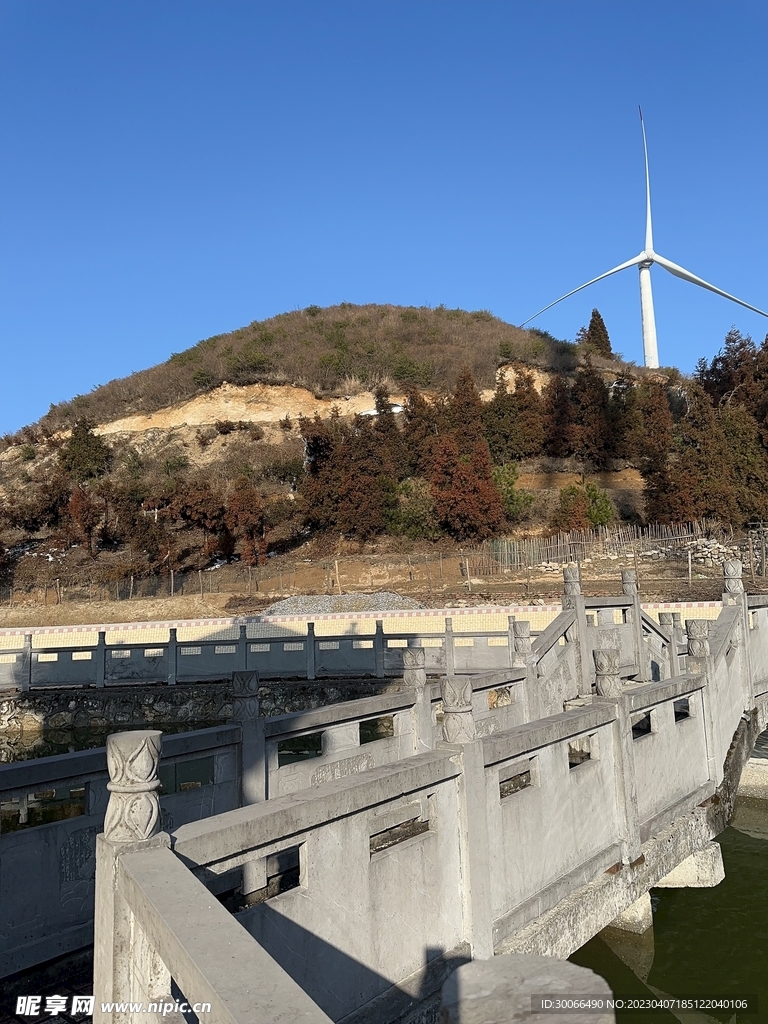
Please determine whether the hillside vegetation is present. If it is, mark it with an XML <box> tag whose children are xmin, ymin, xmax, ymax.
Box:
<box><xmin>1</xmin><ymin>304</ymin><xmax>767</xmax><ymax>598</ymax></box>
<box><xmin>25</xmin><ymin>303</ymin><xmax>622</xmax><ymax>435</ymax></box>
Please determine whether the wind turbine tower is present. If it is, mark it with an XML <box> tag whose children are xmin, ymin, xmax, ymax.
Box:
<box><xmin>520</xmin><ymin>109</ymin><xmax>768</xmax><ymax>368</ymax></box>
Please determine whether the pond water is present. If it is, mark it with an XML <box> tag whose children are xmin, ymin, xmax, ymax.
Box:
<box><xmin>1</xmin><ymin>721</ymin><xmax>222</xmax><ymax>762</ymax></box>
<box><xmin>571</xmin><ymin>794</ymin><xmax>768</xmax><ymax>1024</ymax></box>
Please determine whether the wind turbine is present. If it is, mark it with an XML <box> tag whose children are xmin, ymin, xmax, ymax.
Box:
<box><xmin>520</xmin><ymin>109</ymin><xmax>768</xmax><ymax>368</ymax></box>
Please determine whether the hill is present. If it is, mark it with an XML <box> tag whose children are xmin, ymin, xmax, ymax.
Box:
<box><xmin>3</xmin><ymin>305</ymin><xmax>767</xmax><ymax>613</ymax></box>
<box><xmin>22</xmin><ymin>303</ymin><xmax>635</xmax><ymax>436</ymax></box>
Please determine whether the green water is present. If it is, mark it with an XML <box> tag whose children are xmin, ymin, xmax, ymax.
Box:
<box><xmin>571</xmin><ymin>798</ymin><xmax>768</xmax><ymax>1024</ymax></box>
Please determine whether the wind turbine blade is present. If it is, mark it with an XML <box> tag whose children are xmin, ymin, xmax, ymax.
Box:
<box><xmin>639</xmin><ymin>107</ymin><xmax>653</xmax><ymax>252</ymax></box>
<box><xmin>519</xmin><ymin>255</ymin><xmax>644</xmax><ymax>327</ymax></box>
<box><xmin>653</xmin><ymin>253</ymin><xmax>768</xmax><ymax>318</ymax></box>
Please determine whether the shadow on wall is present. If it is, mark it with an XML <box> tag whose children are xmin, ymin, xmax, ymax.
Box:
<box><xmin>240</xmin><ymin>901</ymin><xmax>470</xmax><ymax>1023</ymax></box>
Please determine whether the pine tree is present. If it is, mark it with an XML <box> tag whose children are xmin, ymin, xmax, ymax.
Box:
<box><xmin>482</xmin><ymin>372</ymin><xmax>516</xmax><ymax>464</ymax></box>
<box><xmin>584</xmin><ymin>309</ymin><xmax>613</xmax><ymax>358</ymax></box>
<box><xmin>226</xmin><ymin>477</ymin><xmax>266</xmax><ymax>564</ymax></box>
<box><xmin>542</xmin><ymin>375</ymin><xmax>576</xmax><ymax>457</ymax></box>
<box><xmin>68</xmin><ymin>487</ymin><xmax>101</xmax><ymax>553</ymax></box>
<box><xmin>429</xmin><ymin>437</ymin><xmax>504</xmax><ymax>541</ymax></box>
<box><xmin>448</xmin><ymin>369</ymin><xmax>485</xmax><ymax>456</ymax></box>
<box><xmin>571</xmin><ymin>361</ymin><xmax>611</xmax><ymax>467</ymax></box>
<box><xmin>635</xmin><ymin>380</ymin><xmax>673</xmax><ymax>474</ymax></box>
<box><xmin>59</xmin><ymin>419</ymin><xmax>112</xmax><ymax>482</ymax></box>
<box><xmin>511</xmin><ymin>371</ymin><xmax>545</xmax><ymax>458</ymax></box>
<box><xmin>402</xmin><ymin>386</ymin><xmax>439</xmax><ymax>476</ymax></box>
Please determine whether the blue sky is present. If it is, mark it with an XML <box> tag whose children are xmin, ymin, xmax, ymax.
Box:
<box><xmin>1</xmin><ymin>1</ymin><xmax>766</xmax><ymax>433</ymax></box>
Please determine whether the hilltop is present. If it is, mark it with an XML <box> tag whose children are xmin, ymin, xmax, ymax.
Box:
<box><xmin>18</xmin><ymin>303</ymin><xmax>646</xmax><ymax>437</ymax></box>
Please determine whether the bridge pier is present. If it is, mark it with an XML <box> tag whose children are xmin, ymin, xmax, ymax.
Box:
<box><xmin>606</xmin><ymin>892</ymin><xmax>652</xmax><ymax>934</ymax></box>
<box><xmin>655</xmin><ymin>841</ymin><xmax>725</xmax><ymax>888</ymax></box>
<box><xmin>440</xmin><ymin>954</ymin><xmax>615</xmax><ymax>1023</ymax></box>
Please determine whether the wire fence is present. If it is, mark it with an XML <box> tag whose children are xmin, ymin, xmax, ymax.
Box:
<box><xmin>1</xmin><ymin>522</ymin><xmax>766</xmax><ymax>608</ymax></box>
<box><xmin>467</xmin><ymin>520</ymin><xmax>735</xmax><ymax>575</ymax></box>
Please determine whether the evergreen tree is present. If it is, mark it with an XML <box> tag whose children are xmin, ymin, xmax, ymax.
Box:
<box><xmin>429</xmin><ymin>437</ymin><xmax>504</xmax><ymax>541</ymax></box>
<box><xmin>68</xmin><ymin>486</ymin><xmax>101</xmax><ymax>554</ymax></box>
<box><xmin>672</xmin><ymin>382</ymin><xmax>740</xmax><ymax>523</ymax></box>
<box><xmin>607</xmin><ymin>373</ymin><xmax>641</xmax><ymax>460</ymax></box>
<box><xmin>542</xmin><ymin>374</ymin><xmax>576</xmax><ymax>457</ymax></box>
<box><xmin>402</xmin><ymin>386</ymin><xmax>439</xmax><ymax>476</ymax></box>
<box><xmin>482</xmin><ymin>372</ymin><xmax>516</xmax><ymax>464</ymax></box>
<box><xmin>571</xmin><ymin>361</ymin><xmax>611</xmax><ymax>466</ymax></box>
<box><xmin>585</xmin><ymin>309</ymin><xmax>613</xmax><ymax>358</ymax></box>
<box><xmin>719</xmin><ymin>404</ymin><xmax>768</xmax><ymax>522</ymax></box>
<box><xmin>635</xmin><ymin>380</ymin><xmax>673</xmax><ymax>474</ymax></box>
<box><xmin>550</xmin><ymin>481</ymin><xmax>615</xmax><ymax>531</ymax></box>
<box><xmin>226</xmin><ymin>477</ymin><xmax>266</xmax><ymax>564</ymax></box>
<box><xmin>59</xmin><ymin>419</ymin><xmax>112</xmax><ymax>482</ymax></box>
<box><xmin>448</xmin><ymin>369</ymin><xmax>485</xmax><ymax>456</ymax></box>
<box><xmin>510</xmin><ymin>370</ymin><xmax>545</xmax><ymax>457</ymax></box>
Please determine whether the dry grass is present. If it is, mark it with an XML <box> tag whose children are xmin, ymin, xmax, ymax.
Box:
<box><xmin>30</xmin><ymin>304</ymin><xmax>585</xmax><ymax>433</ymax></box>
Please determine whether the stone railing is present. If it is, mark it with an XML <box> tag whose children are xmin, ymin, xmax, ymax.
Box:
<box><xmin>0</xmin><ymin>724</ymin><xmax>241</xmax><ymax>977</ymax></box>
<box><xmin>94</xmin><ymin>623</ymin><xmax>764</xmax><ymax>1024</ymax></box>
<box><xmin>0</xmin><ymin>617</ymin><xmax>538</xmax><ymax>691</ymax></box>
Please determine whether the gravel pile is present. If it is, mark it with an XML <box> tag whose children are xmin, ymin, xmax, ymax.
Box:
<box><xmin>263</xmin><ymin>592</ymin><xmax>425</xmax><ymax>616</ymax></box>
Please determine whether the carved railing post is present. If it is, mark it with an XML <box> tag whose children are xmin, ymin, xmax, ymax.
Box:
<box><xmin>231</xmin><ymin>671</ymin><xmax>264</xmax><ymax>804</ymax></box>
<box><xmin>306</xmin><ymin>621</ymin><xmax>316</xmax><ymax>680</ymax></box>
<box><xmin>658</xmin><ymin>611</ymin><xmax>674</xmax><ymax>632</ymax></box>
<box><xmin>374</xmin><ymin>619</ymin><xmax>385</xmax><ymax>678</ymax></box>
<box><xmin>404</xmin><ymin>645</ymin><xmax>433</xmax><ymax>752</ymax></box>
<box><xmin>562</xmin><ymin>564</ymin><xmax>591</xmax><ymax>695</ymax></box>
<box><xmin>440</xmin><ymin>674</ymin><xmax>493</xmax><ymax>958</ymax></box>
<box><xmin>562</xmin><ymin>565</ymin><xmax>582</xmax><ymax>610</ymax></box>
<box><xmin>103</xmin><ymin>730</ymin><xmax>162</xmax><ymax>843</ymax></box>
<box><xmin>441</xmin><ymin>676</ymin><xmax>476</xmax><ymax>743</ymax></box>
<box><xmin>230</xmin><ymin>671</ymin><xmax>266</xmax><ymax>896</ymax></box>
<box><xmin>512</xmin><ymin>621</ymin><xmax>531</xmax><ymax>669</ymax></box>
<box><xmin>94</xmin><ymin>731</ymin><xmax>169</xmax><ymax>1021</ymax></box>
<box><xmin>686</xmin><ymin>619</ymin><xmax>710</xmax><ymax>663</ymax></box>
<box><xmin>621</xmin><ymin>567</ymin><xmax>648</xmax><ymax>681</ymax></box>
<box><xmin>593</xmin><ymin>648</ymin><xmax>622</xmax><ymax>698</ymax></box>
<box><xmin>621</xmin><ymin>569</ymin><xmax>638</xmax><ymax>596</ymax></box>
<box><xmin>658</xmin><ymin>612</ymin><xmax>680</xmax><ymax>675</ymax></box>
<box><xmin>444</xmin><ymin>617</ymin><xmax>456</xmax><ymax>676</ymax></box>
<box><xmin>722</xmin><ymin>558</ymin><xmax>744</xmax><ymax>606</ymax></box>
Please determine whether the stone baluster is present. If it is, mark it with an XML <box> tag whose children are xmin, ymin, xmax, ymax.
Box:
<box><xmin>441</xmin><ymin>676</ymin><xmax>476</xmax><ymax>743</ymax></box>
<box><xmin>94</xmin><ymin>730</ymin><xmax>170</xmax><ymax>1021</ymax></box>
<box><xmin>722</xmin><ymin>558</ymin><xmax>744</xmax><ymax>605</ymax></box>
<box><xmin>593</xmin><ymin>648</ymin><xmax>622</xmax><ymax>698</ymax></box>
<box><xmin>685</xmin><ymin>619</ymin><xmax>710</xmax><ymax>675</ymax></box>
<box><xmin>672</xmin><ymin>612</ymin><xmax>683</xmax><ymax>646</ymax></box>
<box><xmin>562</xmin><ymin>564</ymin><xmax>582</xmax><ymax>610</ymax></box>
<box><xmin>404</xmin><ymin>645</ymin><xmax>433</xmax><ymax>752</ymax></box>
<box><xmin>439</xmin><ymin>674</ymin><xmax>492</xmax><ymax>958</ymax></box>
<box><xmin>230</xmin><ymin>670</ymin><xmax>265</xmax><ymax>804</ymax></box>
<box><xmin>374</xmin><ymin>620</ymin><xmax>385</xmax><ymax>678</ymax></box>
<box><xmin>512</xmin><ymin>620</ymin><xmax>531</xmax><ymax>669</ymax></box>
<box><xmin>621</xmin><ymin>569</ymin><xmax>638</xmax><ymax>596</ymax></box>
<box><xmin>658</xmin><ymin>612</ymin><xmax>680</xmax><ymax>675</ymax></box>
<box><xmin>103</xmin><ymin>730</ymin><xmax>163</xmax><ymax>844</ymax></box>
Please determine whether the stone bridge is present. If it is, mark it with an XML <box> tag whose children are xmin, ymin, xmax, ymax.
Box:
<box><xmin>1</xmin><ymin>563</ymin><xmax>767</xmax><ymax>1022</ymax></box>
